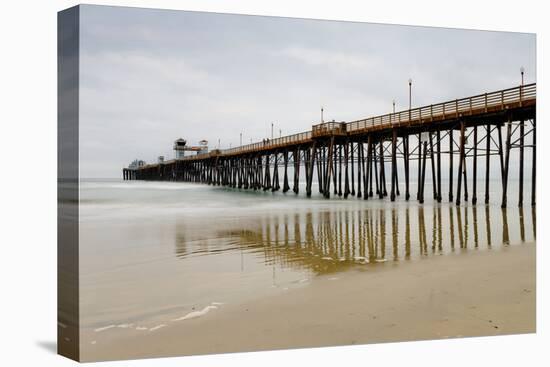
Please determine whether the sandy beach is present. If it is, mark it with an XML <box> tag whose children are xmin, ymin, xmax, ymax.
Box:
<box><xmin>84</xmin><ymin>241</ymin><xmax>535</xmax><ymax>361</ymax></box>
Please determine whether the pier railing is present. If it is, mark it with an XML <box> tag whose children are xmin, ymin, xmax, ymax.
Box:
<box><xmin>347</xmin><ymin>83</ymin><xmax>536</xmax><ymax>133</ymax></box>
<box><xmin>221</xmin><ymin>131</ymin><xmax>312</xmax><ymax>156</ymax></box>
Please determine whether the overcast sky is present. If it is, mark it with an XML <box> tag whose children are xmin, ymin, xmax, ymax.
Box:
<box><xmin>79</xmin><ymin>5</ymin><xmax>536</xmax><ymax>178</ymax></box>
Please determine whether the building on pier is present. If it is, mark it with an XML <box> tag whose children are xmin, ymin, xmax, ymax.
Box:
<box><xmin>128</xmin><ymin>159</ymin><xmax>145</xmax><ymax>170</ymax></box>
<box><xmin>174</xmin><ymin>138</ymin><xmax>208</xmax><ymax>159</ymax></box>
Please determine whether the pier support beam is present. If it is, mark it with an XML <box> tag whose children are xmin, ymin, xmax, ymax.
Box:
<box><xmin>429</xmin><ymin>132</ymin><xmax>436</xmax><ymax>200</ymax></box>
<box><xmin>373</xmin><ymin>141</ymin><xmax>379</xmax><ymax>197</ymax></box>
<box><xmin>519</xmin><ymin>119</ymin><xmax>524</xmax><ymax>207</ymax></box>
<box><xmin>419</xmin><ymin>140</ymin><xmax>428</xmax><ymax>204</ymax></box>
<box><xmin>264</xmin><ymin>154</ymin><xmax>271</xmax><ymax>191</ymax></box>
<box><xmin>293</xmin><ymin>148</ymin><xmax>300</xmax><ymax>194</ymax></box>
<box><xmin>351</xmin><ymin>142</ymin><xmax>355</xmax><ymax>196</ymax></box>
<box><xmin>485</xmin><ymin>124</ymin><xmax>491</xmax><ymax>204</ymax></box>
<box><xmin>501</xmin><ymin>117</ymin><xmax>512</xmax><ymax>208</ymax></box>
<box><xmin>333</xmin><ymin>145</ymin><xmax>338</xmax><ymax>196</ymax></box>
<box><xmin>283</xmin><ymin>151</ymin><xmax>290</xmax><ymax>192</ymax></box>
<box><xmin>324</xmin><ymin>138</ymin><xmax>335</xmax><ymax>198</ymax></box>
<box><xmin>449</xmin><ymin>129</ymin><xmax>454</xmax><ymax>202</ymax></box>
<box><xmin>306</xmin><ymin>143</ymin><xmax>317</xmax><ymax>197</ymax></box>
<box><xmin>498</xmin><ymin>125</ymin><xmax>504</xmax><ymax>185</ymax></box>
<box><xmin>316</xmin><ymin>146</ymin><xmax>323</xmax><ymax>194</ymax></box>
<box><xmin>390</xmin><ymin>130</ymin><xmax>397</xmax><ymax>201</ymax></box>
<box><xmin>369</xmin><ymin>140</ymin><xmax>375</xmax><ymax>199</ymax></box>
<box><xmin>379</xmin><ymin>138</ymin><xmax>386</xmax><ymax>199</ymax></box>
<box><xmin>456</xmin><ymin>121</ymin><xmax>465</xmax><ymax>205</ymax></box>
<box><xmin>338</xmin><ymin>144</ymin><xmax>343</xmax><ymax>197</ymax></box>
<box><xmin>357</xmin><ymin>141</ymin><xmax>362</xmax><ymax>198</ymax></box>
<box><xmin>436</xmin><ymin>130</ymin><xmax>442</xmax><ymax>202</ymax></box>
<box><xmin>531</xmin><ymin>117</ymin><xmax>537</xmax><ymax>206</ymax></box>
<box><xmin>365</xmin><ymin>137</ymin><xmax>372</xmax><ymax>200</ymax></box>
<box><xmin>344</xmin><ymin>140</ymin><xmax>350</xmax><ymax>198</ymax></box>
<box><xmin>404</xmin><ymin>135</ymin><xmax>410</xmax><ymax>200</ymax></box>
<box><xmin>417</xmin><ymin>133</ymin><xmax>422</xmax><ymax>200</ymax></box>
<box><xmin>272</xmin><ymin>153</ymin><xmax>280</xmax><ymax>192</ymax></box>
<box><xmin>382</xmin><ymin>139</ymin><xmax>387</xmax><ymax>197</ymax></box>
<box><xmin>472</xmin><ymin>125</ymin><xmax>478</xmax><ymax>204</ymax></box>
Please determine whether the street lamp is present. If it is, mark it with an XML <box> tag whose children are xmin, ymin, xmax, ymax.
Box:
<box><xmin>321</xmin><ymin>107</ymin><xmax>324</xmax><ymax>123</ymax></box>
<box><xmin>408</xmin><ymin>78</ymin><xmax>412</xmax><ymax>110</ymax></box>
<box><xmin>279</xmin><ymin>129</ymin><xmax>282</xmax><ymax>138</ymax></box>
<box><xmin>520</xmin><ymin>66</ymin><xmax>525</xmax><ymax>85</ymax></box>
<box><xmin>240</xmin><ymin>132</ymin><xmax>242</xmax><ymax>146</ymax></box>
<box><xmin>392</xmin><ymin>99</ymin><xmax>396</xmax><ymax>113</ymax></box>
<box><xmin>271</xmin><ymin>122</ymin><xmax>274</xmax><ymax>140</ymax></box>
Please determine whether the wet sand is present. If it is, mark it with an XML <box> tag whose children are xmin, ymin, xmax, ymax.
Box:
<box><xmin>86</xmin><ymin>242</ymin><xmax>535</xmax><ymax>361</ymax></box>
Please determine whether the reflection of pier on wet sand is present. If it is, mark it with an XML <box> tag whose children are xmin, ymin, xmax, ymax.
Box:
<box><xmin>96</xmin><ymin>220</ymin><xmax>535</xmax><ymax>361</ymax></box>
<box><xmin>175</xmin><ymin>204</ymin><xmax>535</xmax><ymax>275</ymax></box>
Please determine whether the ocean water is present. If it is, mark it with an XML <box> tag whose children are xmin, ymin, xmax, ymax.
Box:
<box><xmin>78</xmin><ymin>178</ymin><xmax>535</xmax><ymax>347</ymax></box>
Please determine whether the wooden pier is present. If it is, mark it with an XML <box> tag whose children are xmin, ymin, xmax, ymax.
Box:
<box><xmin>123</xmin><ymin>83</ymin><xmax>536</xmax><ymax>207</ymax></box>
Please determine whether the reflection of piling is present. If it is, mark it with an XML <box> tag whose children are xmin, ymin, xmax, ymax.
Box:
<box><xmin>532</xmin><ymin>206</ymin><xmax>536</xmax><ymax>240</ymax></box>
<box><xmin>431</xmin><ymin>206</ymin><xmax>437</xmax><ymax>252</ymax></box>
<box><xmin>464</xmin><ymin>205</ymin><xmax>469</xmax><ymax>248</ymax></box>
<box><xmin>485</xmin><ymin>205</ymin><xmax>492</xmax><ymax>247</ymax></box>
<box><xmin>473</xmin><ymin>206</ymin><xmax>479</xmax><ymax>248</ymax></box>
<box><xmin>456</xmin><ymin>206</ymin><xmax>464</xmax><ymax>248</ymax></box>
<box><xmin>449</xmin><ymin>206</ymin><xmax>455</xmax><ymax>250</ymax></box>
<box><xmin>437</xmin><ymin>206</ymin><xmax>443</xmax><ymax>251</ymax></box>
<box><xmin>191</xmin><ymin>202</ymin><xmax>536</xmax><ymax>276</ymax></box>
<box><xmin>380</xmin><ymin>209</ymin><xmax>386</xmax><ymax>259</ymax></box>
<box><xmin>392</xmin><ymin>209</ymin><xmax>398</xmax><ymax>260</ymax></box>
<box><xmin>405</xmin><ymin>207</ymin><xmax>411</xmax><ymax>259</ymax></box>
<box><xmin>502</xmin><ymin>208</ymin><xmax>510</xmax><ymax>245</ymax></box>
<box><xmin>418</xmin><ymin>207</ymin><xmax>427</xmax><ymax>255</ymax></box>
<box><xmin>519</xmin><ymin>207</ymin><xmax>525</xmax><ymax>243</ymax></box>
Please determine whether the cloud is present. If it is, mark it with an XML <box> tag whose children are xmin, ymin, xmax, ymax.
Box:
<box><xmin>76</xmin><ymin>5</ymin><xmax>536</xmax><ymax>178</ymax></box>
<box><xmin>277</xmin><ymin>46</ymin><xmax>379</xmax><ymax>71</ymax></box>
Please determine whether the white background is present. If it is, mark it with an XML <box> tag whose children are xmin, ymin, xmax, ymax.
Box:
<box><xmin>0</xmin><ymin>0</ymin><xmax>547</xmax><ymax>366</ymax></box>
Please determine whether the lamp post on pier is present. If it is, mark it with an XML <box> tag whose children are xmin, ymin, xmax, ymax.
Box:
<box><xmin>408</xmin><ymin>78</ymin><xmax>412</xmax><ymax>110</ymax></box>
<box><xmin>520</xmin><ymin>66</ymin><xmax>525</xmax><ymax>85</ymax></box>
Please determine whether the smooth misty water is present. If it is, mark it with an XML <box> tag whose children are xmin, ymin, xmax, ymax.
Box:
<box><xmin>78</xmin><ymin>179</ymin><xmax>535</xmax><ymax>347</ymax></box>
